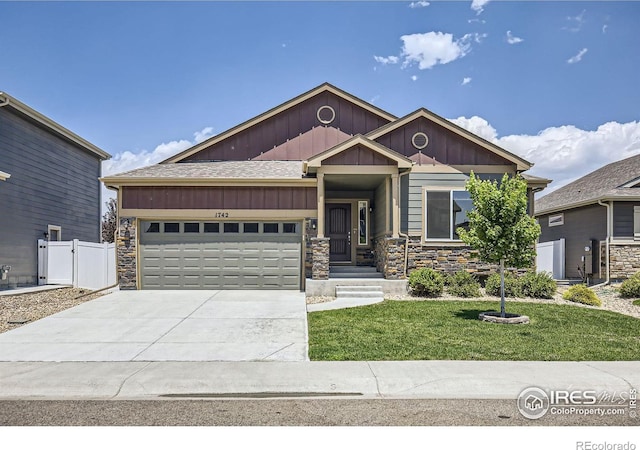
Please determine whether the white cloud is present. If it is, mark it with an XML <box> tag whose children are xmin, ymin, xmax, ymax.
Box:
<box><xmin>567</xmin><ymin>48</ymin><xmax>588</xmax><ymax>64</ymax></box>
<box><xmin>409</xmin><ymin>1</ymin><xmax>429</xmax><ymax>8</ymax></box>
<box><xmin>399</xmin><ymin>32</ymin><xmax>481</xmax><ymax>70</ymax></box>
<box><xmin>461</xmin><ymin>77</ymin><xmax>472</xmax><ymax>85</ymax></box>
<box><xmin>411</xmin><ymin>75</ymin><xmax>418</xmax><ymax>81</ymax></box>
<box><xmin>100</xmin><ymin>126</ymin><xmax>214</xmax><ymax>211</ymax></box>
<box><xmin>602</xmin><ymin>24</ymin><xmax>608</xmax><ymax>34</ymax></box>
<box><xmin>564</xmin><ymin>9</ymin><xmax>586</xmax><ymax>32</ymax></box>
<box><xmin>450</xmin><ymin>116</ymin><xmax>497</xmax><ymax>141</ymax></box>
<box><xmin>506</xmin><ymin>30</ymin><xmax>524</xmax><ymax>44</ymax></box>
<box><xmin>451</xmin><ymin>116</ymin><xmax>640</xmax><ymax>193</ymax></box>
<box><xmin>373</xmin><ymin>55</ymin><xmax>400</xmax><ymax>65</ymax></box>
<box><xmin>471</xmin><ymin>0</ymin><xmax>490</xmax><ymax>15</ymax></box>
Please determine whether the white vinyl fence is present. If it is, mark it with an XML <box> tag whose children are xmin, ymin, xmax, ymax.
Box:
<box><xmin>536</xmin><ymin>238</ymin><xmax>565</xmax><ymax>280</ymax></box>
<box><xmin>38</xmin><ymin>239</ymin><xmax>116</xmax><ymax>290</ymax></box>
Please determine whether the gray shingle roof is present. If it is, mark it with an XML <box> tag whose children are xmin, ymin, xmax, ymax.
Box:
<box><xmin>105</xmin><ymin>160</ymin><xmax>304</xmax><ymax>180</ymax></box>
<box><xmin>535</xmin><ymin>154</ymin><xmax>640</xmax><ymax>215</ymax></box>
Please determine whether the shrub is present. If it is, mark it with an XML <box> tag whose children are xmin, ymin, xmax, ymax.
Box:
<box><xmin>446</xmin><ymin>270</ymin><xmax>481</xmax><ymax>298</ymax></box>
<box><xmin>519</xmin><ymin>271</ymin><xmax>557</xmax><ymax>299</ymax></box>
<box><xmin>619</xmin><ymin>273</ymin><xmax>640</xmax><ymax>299</ymax></box>
<box><xmin>485</xmin><ymin>272</ymin><xmax>522</xmax><ymax>297</ymax></box>
<box><xmin>633</xmin><ymin>300</ymin><xmax>640</xmax><ymax>307</ymax></box>
<box><xmin>562</xmin><ymin>284</ymin><xmax>602</xmax><ymax>307</ymax></box>
<box><xmin>408</xmin><ymin>268</ymin><xmax>444</xmax><ymax>297</ymax></box>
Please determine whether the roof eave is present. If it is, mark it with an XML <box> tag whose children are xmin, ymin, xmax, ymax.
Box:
<box><xmin>0</xmin><ymin>92</ymin><xmax>111</xmax><ymax>161</ymax></box>
<box><xmin>100</xmin><ymin>177</ymin><xmax>316</xmax><ymax>187</ymax></box>
<box><xmin>534</xmin><ymin>195</ymin><xmax>640</xmax><ymax>216</ymax></box>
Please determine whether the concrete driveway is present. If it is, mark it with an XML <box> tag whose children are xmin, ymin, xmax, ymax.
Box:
<box><xmin>0</xmin><ymin>290</ymin><xmax>308</xmax><ymax>362</ymax></box>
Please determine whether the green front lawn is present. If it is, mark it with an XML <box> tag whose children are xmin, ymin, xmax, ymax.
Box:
<box><xmin>308</xmin><ymin>301</ymin><xmax>640</xmax><ymax>361</ymax></box>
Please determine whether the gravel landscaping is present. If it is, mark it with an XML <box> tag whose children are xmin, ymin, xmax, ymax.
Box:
<box><xmin>307</xmin><ymin>283</ymin><xmax>640</xmax><ymax>319</ymax></box>
<box><xmin>0</xmin><ymin>287</ymin><xmax>105</xmax><ymax>334</ymax></box>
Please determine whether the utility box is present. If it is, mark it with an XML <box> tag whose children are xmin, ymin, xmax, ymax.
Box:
<box><xmin>1</xmin><ymin>265</ymin><xmax>11</xmax><ymax>280</ymax></box>
<box><xmin>583</xmin><ymin>240</ymin><xmax>596</xmax><ymax>275</ymax></box>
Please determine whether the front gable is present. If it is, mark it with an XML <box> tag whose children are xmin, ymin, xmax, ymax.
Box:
<box><xmin>306</xmin><ymin>135</ymin><xmax>413</xmax><ymax>169</ymax></box>
<box><xmin>367</xmin><ymin>109</ymin><xmax>531</xmax><ymax>171</ymax></box>
<box><xmin>164</xmin><ymin>83</ymin><xmax>396</xmax><ymax>163</ymax></box>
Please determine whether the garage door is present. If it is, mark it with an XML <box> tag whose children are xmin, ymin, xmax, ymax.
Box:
<box><xmin>139</xmin><ymin>221</ymin><xmax>302</xmax><ymax>290</ymax></box>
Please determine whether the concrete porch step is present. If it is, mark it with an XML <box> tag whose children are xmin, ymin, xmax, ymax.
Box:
<box><xmin>336</xmin><ymin>285</ymin><xmax>384</xmax><ymax>299</ymax></box>
<box><xmin>330</xmin><ymin>272</ymin><xmax>384</xmax><ymax>279</ymax></box>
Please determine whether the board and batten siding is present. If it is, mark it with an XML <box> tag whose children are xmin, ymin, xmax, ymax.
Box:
<box><xmin>403</xmin><ymin>173</ymin><xmax>469</xmax><ymax>235</ymax></box>
<box><xmin>0</xmin><ymin>107</ymin><xmax>102</xmax><ymax>286</ymax></box>
<box><xmin>538</xmin><ymin>204</ymin><xmax>607</xmax><ymax>279</ymax></box>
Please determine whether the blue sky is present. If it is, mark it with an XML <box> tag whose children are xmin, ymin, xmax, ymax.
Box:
<box><xmin>1</xmin><ymin>1</ymin><xmax>639</xmax><ymax>209</ymax></box>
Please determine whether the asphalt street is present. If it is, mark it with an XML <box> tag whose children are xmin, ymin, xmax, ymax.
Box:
<box><xmin>0</xmin><ymin>399</ymin><xmax>636</xmax><ymax>426</ymax></box>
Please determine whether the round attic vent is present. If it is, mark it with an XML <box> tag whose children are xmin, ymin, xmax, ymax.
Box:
<box><xmin>317</xmin><ymin>105</ymin><xmax>336</xmax><ymax>124</ymax></box>
<box><xmin>412</xmin><ymin>132</ymin><xmax>429</xmax><ymax>150</ymax></box>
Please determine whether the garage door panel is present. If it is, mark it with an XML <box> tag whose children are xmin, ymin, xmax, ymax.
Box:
<box><xmin>140</xmin><ymin>221</ymin><xmax>301</xmax><ymax>290</ymax></box>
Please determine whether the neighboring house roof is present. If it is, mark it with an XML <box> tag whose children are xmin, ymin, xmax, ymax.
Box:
<box><xmin>366</xmin><ymin>108</ymin><xmax>532</xmax><ymax>171</ymax></box>
<box><xmin>0</xmin><ymin>170</ymin><xmax>10</xmax><ymax>181</ymax></box>
<box><xmin>163</xmin><ymin>83</ymin><xmax>397</xmax><ymax>164</ymax></box>
<box><xmin>252</xmin><ymin>126</ymin><xmax>352</xmax><ymax>161</ymax></box>
<box><xmin>535</xmin><ymin>154</ymin><xmax>640</xmax><ymax>215</ymax></box>
<box><xmin>101</xmin><ymin>161</ymin><xmax>308</xmax><ymax>186</ymax></box>
<box><xmin>0</xmin><ymin>92</ymin><xmax>111</xmax><ymax>160</ymax></box>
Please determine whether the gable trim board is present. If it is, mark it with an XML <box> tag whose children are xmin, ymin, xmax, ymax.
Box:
<box><xmin>306</xmin><ymin>134</ymin><xmax>413</xmax><ymax>169</ymax></box>
<box><xmin>0</xmin><ymin>92</ymin><xmax>110</xmax><ymax>161</ymax></box>
<box><xmin>163</xmin><ymin>83</ymin><xmax>397</xmax><ymax>164</ymax></box>
<box><xmin>366</xmin><ymin>108</ymin><xmax>532</xmax><ymax>172</ymax></box>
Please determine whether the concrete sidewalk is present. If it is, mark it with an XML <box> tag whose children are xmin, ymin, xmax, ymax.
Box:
<box><xmin>1</xmin><ymin>360</ymin><xmax>637</xmax><ymax>400</ymax></box>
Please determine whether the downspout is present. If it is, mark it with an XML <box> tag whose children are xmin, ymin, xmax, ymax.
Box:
<box><xmin>398</xmin><ymin>170</ymin><xmax>412</xmax><ymax>277</ymax></box>
<box><xmin>591</xmin><ymin>200</ymin><xmax>611</xmax><ymax>288</ymax></box>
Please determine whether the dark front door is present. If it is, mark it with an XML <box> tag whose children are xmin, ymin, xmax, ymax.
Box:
<box><xmin>326</xmin><ymin>203</ymin><xmax>351</xmax><ymax>262</ymax></box>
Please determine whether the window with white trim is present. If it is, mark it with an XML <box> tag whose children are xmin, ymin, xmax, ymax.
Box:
<box><xmin>548</xmin><ymin>214</ymin><xmax>564</xmax><ymax>227</ymax></box>
<box><xmin>47</xmin><ymin>225</ymin><xmax>62</xmax><ymax>241</ymax></box>
<box><xmin>424</xmin><ymin>190</ymin><xmax>473</xmax><ymax>240</ymax></box>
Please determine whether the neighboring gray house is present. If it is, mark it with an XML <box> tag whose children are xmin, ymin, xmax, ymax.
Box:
<box><xmin>0</xmin><ymin>92</ymin><xmax>111</xmax><ymax>288</ymax></box>
<box><xmin>535</xmin><ymin>154</ymin><xmax>640</xmax><ymax>282</ymax></box>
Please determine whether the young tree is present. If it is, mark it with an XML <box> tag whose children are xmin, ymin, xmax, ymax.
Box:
<box><xmin>101</xmin><ymin>198</ymin><xmax>118</xmax><ymax>243</ymax></box>
<box><xmin>457</xmin><ymin>172</ymin><xmax>540</xmax><ymax>317</ymax></box>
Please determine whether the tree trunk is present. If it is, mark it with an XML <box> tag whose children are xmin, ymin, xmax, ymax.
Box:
<box><xmin>500</xmin><ymin>258</ymin><xmax>506</xmax><ymax>318</ymax></box>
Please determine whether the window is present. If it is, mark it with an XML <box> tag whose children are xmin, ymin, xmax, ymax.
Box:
<box><xmin>263</xmin><ymin>223</ymin><xmax>279</xmax><ymax>233</ymax></box>
<box><xmin>144</xmin><ymin>222</ymin><xmax>160</xmax><ymax>233</ymax></box>
<box><xmin>548</xmin><ymin>214</ymin><xmax>564</xmax><ymax>227</ymax></box>
<box><xmin>224</xmin><ymin>223</ymin><xmax>239</xmax><ymax>233</ymax></box>
<box><xmin>424</xmin><ymin>190</ymin><xmax>473</xmax><ymax>240</ymax></box>
<box><xmin>358</xmin><ymin>201</ymin><xmax>368</xmax><ymax>245</ymax></box>
<box><xmin>243</xmin><ymin>223</ymin><xmax>259</xmax><ymax>233</ymax></box>
<box><xmin>204</xmin><ymin>223</ymin><xmax>219</xmax><ymax>233</ymax></box>
<box><xmin>164</xmin><ymin>223</ymin><xmax>179</xmax><ymax>233</ymax></box>
<box><xmin>184</xmin><ymin>222</ymin><xmax>200</xmax><ymax>233</ymax></box>
<box><xmin>283</xmin><ymin>223</ymin><xmax>297</xmax><ymax>234</ymax></box>
<box><xmin>47</xmin><ymin>225</ymin><xmax>62</xmax><ymax>241</ymax></box>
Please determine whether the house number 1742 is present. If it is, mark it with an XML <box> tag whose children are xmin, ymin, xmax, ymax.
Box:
<box><xmin>215</xmin><ymin>212</ymin><xmax>229</xmax><ymax>218</ymax></box>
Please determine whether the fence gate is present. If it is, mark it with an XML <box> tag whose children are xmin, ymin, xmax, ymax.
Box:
<box><xmin>38</xmin><ymin>239</ymin><xmax>116</xmax><ymax>290</ymax></box>
<box><xmin>536</xmin><ymin>238</ymin><xmax>565</xmax><ymax>280</ymax></box>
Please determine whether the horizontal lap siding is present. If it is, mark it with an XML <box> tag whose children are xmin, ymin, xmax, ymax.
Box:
<box><xmin>0</xmin><ymin>107</ymin><xmax>102</xmax><ymax>282</ymax></box>
<box><xmin>184</xmin><ymin>92</ymin><xmax>390</xmax><ymax>162</ymax></box>
<box><xmin>613</xmin><ymin>202</ymin><xmax>639</xmax><ymax>238</ymax></box>
<box><xmin>406</xmin><ymin>173</ymin><xmax>469</xmax><ymax>235</ymax></box>
<box><xmin>538</xmin><ymin>205</ymin><xmax>607</xmax><ymax>279</ymax></box>
<box><xmin>122</xmin><ymin>186</ymin><xmax>317</xmax><ymax>210</ymax></box>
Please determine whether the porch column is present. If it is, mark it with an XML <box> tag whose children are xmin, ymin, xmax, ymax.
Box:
<box><xmin>317</xmin><ymin>172</ymin><xmax>325</xmax><ymax>238</ymax></box>
<box><xmin>391</xmin><ymin>173</ymin><xmax>399</xmax><ymax>238</ymax></box>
